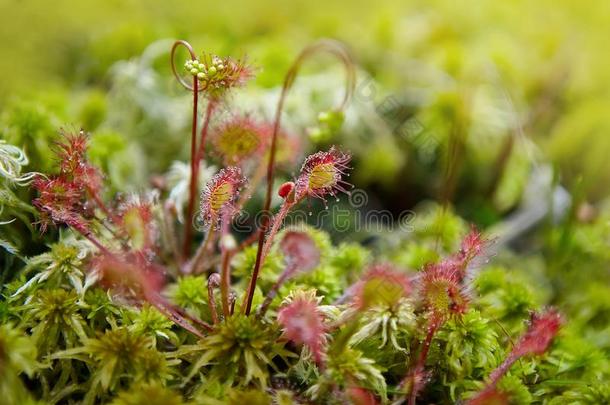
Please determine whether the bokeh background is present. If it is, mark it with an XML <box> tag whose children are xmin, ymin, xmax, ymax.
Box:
<box><xmin>2</xmin><ymin>0</ymin><xmax>610</xmax><ymax>242</ymax></box>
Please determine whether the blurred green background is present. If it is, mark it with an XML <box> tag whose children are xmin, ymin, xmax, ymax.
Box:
<box><xmin>1</xmin><ymin>0</ymin><xmax>610</xmax><ymax>213</ymax></box>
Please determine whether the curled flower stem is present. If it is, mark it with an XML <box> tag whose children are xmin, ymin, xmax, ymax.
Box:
<box><xmin>171</xmin><ymin>40</ymin><xmax>206</xmax><ymax>258</ymax></box>
<box><xmin>243</xmin><ymin>39</ymin><xmax>355</xmax><ymax>315</ymax></box>
<box><xmin>183</xmin><ymin>77</ymin><xmax>199</xmax><ymax>257</ymax></box>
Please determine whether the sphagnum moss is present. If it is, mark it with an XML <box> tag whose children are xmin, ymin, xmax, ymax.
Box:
<box><xmin>0</xmin><ymin>38</ymin><xmax>605</xmax><ymax>405</ymax></box>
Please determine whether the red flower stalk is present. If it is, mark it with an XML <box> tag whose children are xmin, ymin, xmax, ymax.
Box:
<box><xmin>243</xmin><ymin>40</ymin><xmax>355</xmax><ymax>315</ymax></box>
<box><xmin>277</xmin><ymin>290</ymin><xmax>327</xmax><ymax>365</ymax></box>
<box><xmin>200</xmin><ymin>166</ymin><xmax>247</xmax><ymax>229</ymax></box>
<box><xmin>351</xmin><ymin>264</ymin><xmax>412</xmax><ymax>310</ymax></box>
<box><xmin>468</xmin><ymin>309</ymin><xmax>563</xmax><ymax>404</ymax></box>
<box><xmin>295</xmin><ymin>147</ymin><xmax>352</xmax><ymax>202</ymax></box>
<box><xmin>173</xmin><ymin>42</ymin><xmax>252</xmax><ymax>256</ymax></box>
<box><xmin>211</xmin><ymin>115</ymin><xmax>270</xmax><ymax>165</ymax></box>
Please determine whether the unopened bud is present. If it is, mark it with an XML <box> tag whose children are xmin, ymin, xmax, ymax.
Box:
<box><xmin>278</xmin><ymin>181</ymin><xmax>295</xmax><ymax>200</ymax></box>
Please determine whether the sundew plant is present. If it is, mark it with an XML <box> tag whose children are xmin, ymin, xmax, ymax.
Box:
<box><xmin>0</xmin><ymin>36</ymin><xmax>608</xmax><ymax>405</ymax></box>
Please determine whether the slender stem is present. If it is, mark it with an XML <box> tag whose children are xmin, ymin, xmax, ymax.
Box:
<box><xmin>486</xmin><ymin>133</ymin><xmax>515</xmax><ymax>198</ymax></box>
<box><xmin>89</xmin><ymin>189</ymin><xmax>121</xmax><ymax>226</ymax></box>
<box><xmin>440</xmin><ymin>92</ymin><xmax>470</xmax><ymax>205</ymax></box>
<box><xmin>190</xmin><ymin>226</ymin><xmax>215</xmax><ymax>274</ymax></box>
<box><xmin>261</xmin><ymin>200</ymin><xmax>293</xmax><ymax>261</ymax></box>
<box><xmin>207</xmin><ymin>274</ymin><xmax>220</xmax><ymax>325</ymax></box>
<box><xmin>242</xmin><ymin>90</ymin><xmax>287</xmax><ymax>315</ymax></box>
<box><xmin>256</xmin><ymin>269</ymin><xmax>291</xmax><ymax>318</ymax></box>
<box><xmin>488</xmin><ymin>353</ymin><xmax>518</xmax><ymax>387</ymax></box>
<box><xmin>196</xmin><ymin>101</ymin><xmax>216</xmax><ymax>164</ymax></box>
<box><xmin>242</xmin><ymin>40</ymin><xmax>355</xmax><ymax>315</ymax></box>
<box><xmin>163</xmin><ymin>202</ymin><xmax>183</xmax><ymax>266</ymax></box>
<box><xmin>183</xmin><ymin>77</ymin><xmax>200</xmax><ymax>257</ymax></box>
<box><xmin>229</xmin><ymin>292</ymin><xmax>236</xmax><ymax>315</ymax></box>
<box><xmin>220</xmin><ymin>249</ymin><xmax>232</xmax><ymax>317</ymax></box>
<box><xmin>408</xmin><ymin>316</ymin><xmax>442</xmax><ymax>405</ymax></box>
